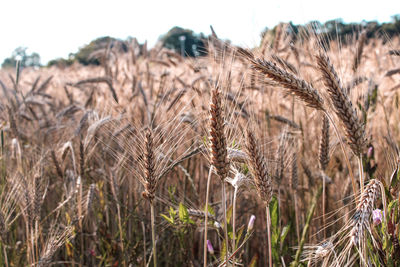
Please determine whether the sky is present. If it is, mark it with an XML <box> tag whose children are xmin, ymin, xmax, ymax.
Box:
<box><xmin>0</xmin><ymin>0</ymin><xmax>399</xmax><ymax>64</ymax></box>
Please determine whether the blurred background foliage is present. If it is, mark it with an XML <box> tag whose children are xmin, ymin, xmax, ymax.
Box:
<box><xmin>2</xmin><ymin>15</ymin><xmax>400</xmax><ymax>69</ymax></box>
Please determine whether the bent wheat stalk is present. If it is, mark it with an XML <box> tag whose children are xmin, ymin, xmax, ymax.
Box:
<box><xmin>316</xmin><ymin>53</ymin><xmax>366</xmax><ymax>193</ymax></box>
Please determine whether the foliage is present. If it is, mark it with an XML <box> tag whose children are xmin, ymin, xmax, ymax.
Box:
<box><xmin>1</xmin><ymin>21</ymin><xmax>400</xmax><ymax>267</ymax></box>
<box><xmin>47</xmin><ymin>57</ymin><xmax>75</xmax><ymax>68</ymax></box>
<box><xmin>160</xmin><ymin>26</ymin><xmax>207</xmax><ymax>57</ymax></box>
<box><xmin>1</xmin><ymin>47</ymin><xmax>41</xmax><ymax>68</ymax></box>
<box><xmin>262</xmin><ymin>14</ymin><xmax>400</xmax><ymax>47</ymax></box>
<box><xmin>73</xmin><ymin>36</ymin><xmax>128</xmax><ymax>65</ymax></box>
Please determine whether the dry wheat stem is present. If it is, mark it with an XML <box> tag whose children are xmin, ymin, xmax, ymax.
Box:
<box><xmin>292</xmin><ymin>150</ymin><xmax>300</xmax><ymax>242</ymax></box>
<box><xmin>324</xmin><ymin>112</ymin><xmax>358</xmax><ymax>198</ymax></box>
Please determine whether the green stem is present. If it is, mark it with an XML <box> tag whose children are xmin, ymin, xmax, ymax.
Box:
<box><xmin>292</xmin><ymin>186</ymin><xmax>323</xmax><ymax>267</ymax></box>
<box><xmin>322</xmin><ymin>173</ymin><xmax>326</xmax><ymax>239</ymax></box>
<box><xmin>294</xmin><ymin>192</ymin><xmax>300</xmax><ymax>242</ymax></box>
<box><xmin>266</xmin><ymin>205</ymin><xmax>272</xmax><ymax>267</ymax></box>
<box><xmin>151</xmin><ymin>202</ymin><xmax>157</xmax><ymax>267</ymax></box>
<box><xmin>3</xmin><ymin>242</ymin><xmax>8</xmax><ymax>267</ymax></box>
<box><xmin>232</xmin><ymin>186</ymin><xmax>238</xmax><ymax>247</ymax></box>
<box><xmin>142</xmin><ymin>222</ymin><xmax>146</xmax><ymax>267</ymax></box>
<box><xmin>204</xmin><ymin>166</ymin><xmax>213</xmax><ymax>267</ymax></box>
<box><xmin>232</xmin><ymin>186</ymin><xmax>238</xmax><ymax>265</ymax></box>
<box><xmin>358</xmin><ymin>154</ymin><xmax>364</xmax><ymax>193</ymax></box>
<box><xmin>222</xmin><ymin>181</ymin><xmax>229</xmax><ymax>266</ymax></box>
<box><xmin>1</xmin><ymin>130</ymin><xmax>4</xmax><ymax>181</ymax></box>
<box><xmin>116</xmin><ymin>204</ymin><xmax>126</xmax><ymax>267</ymax></box>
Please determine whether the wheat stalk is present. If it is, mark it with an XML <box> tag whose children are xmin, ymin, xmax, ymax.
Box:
<box><xmin>208</xmin><ymin>85</ymin><xmax>230</xmax><ymax>265</ymax></box>
<box><xmin>319</xmin><ymin>115</ymin><xmax>330</xmax><ymax>238</ymax></box>
<box><xmin>352</xmin><ymin>30</ymin><xmax>367</xmax><ymax>72</ymax></box>
<box><xmin>316</xmin><ymin>53</ymin><xmax>366</xmax><ymax>194</ymax></box>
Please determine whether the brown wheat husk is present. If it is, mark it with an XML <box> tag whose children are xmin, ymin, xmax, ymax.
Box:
<box><xmin>237</xmin><ymin>48</ymin><xmax>325</xmax><ymax>110</ymax></box>
<box><xmin>209</xmin><ymin>86</ymin><xmax>229</xmax><ymax>180</ymax></box>
<box><xmin>316</xmin><ymin>53</ymin><xmax>366</xmax><ymax>156</ymax></box>
<box><xmin>245</xmin><ymin>130</ymin><xmax>272</xmax><ymax>204</ymax></box>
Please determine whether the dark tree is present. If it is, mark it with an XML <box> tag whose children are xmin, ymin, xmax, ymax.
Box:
<box><xmin>160</xmin><ymin>27</ymin><xmax>207</xmax><ymax>57</ymax></box>
<box><xmin>2</xmin><ymin>47</ymin><xmax>41</xmax><ymax>69</ymax></box>
<box><xmin>74</xmin><ymin>36</ymin><xmax>128</xmax><ymax>65</ymax></box>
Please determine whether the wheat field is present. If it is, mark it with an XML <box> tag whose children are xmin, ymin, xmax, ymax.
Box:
<box><xmin>0</xmin><ymin>27</ymin><xmax>400</xmax><ymax>266</ymax></box>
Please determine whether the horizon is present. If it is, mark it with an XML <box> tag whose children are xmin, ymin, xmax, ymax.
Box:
<box><xmin>1</xmin><ymin>0</ymin><xmax>399</xmax><ymax>65</ymax></box>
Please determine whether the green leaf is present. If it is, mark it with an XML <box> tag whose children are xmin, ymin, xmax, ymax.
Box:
<box><xmin>203</xmin><ymin>135</ymin><xmax>208</xmax><ymax>145</ymax></box>
<box><xmin>160</xmin><ymin>214</ymin><xmax>174</xmax><ymax>225</ymax></box>
<box><xmin>226</xmin><ymin>205</ymin><xmax>233</xmax><ymax>224</ymax></box>
<box><xmin>390</xmin><ymin>166</ymin><xmax>400</xmax><ymax>189</ymax></box>
<box><xmin>168</xmin><ymin>186</ymin><xmax>177</xmax><ymax>203</ymax></box>
<box><xmin>280</xmin><ymin>224</ymin><xmax>291</xmax><ymax>244</ymax></box>
<box><xmin>249</xmin><ymin>254</ymin><xmax>258</xmax><ymax>267</ymax></box>
<box><xmin>169</xmin><ymin>206</ymin><xmax>177</xmax><ymax>219</ymax></box>
<box><xmin>269</xmin><ymin>196</ymin><xmax>279</xmax><ymax>231</ymax></box>
<box><xmin>227</xmin><ymin>223</ymin><xmax>233</xmax><ymax>240</ymax></box>
<box><xmin>220</xmin><ymin>239</ymin><xmax>227</xmax><ymax>262</ymax></box>
<box><xmin>178</xmin><ymin>202</ymin><xmax>189</xmax><ymax>224</ymax></box>
<box><xmin>242</xmin><ymin>164</ymin><xmax>249</xmax><ymax>175</ymax></box>
<box><xmin>206</xmin><ymin>204</ymin><xmax>215</xmax><ymax>216</ymax></box>
<box><xmin>236</xmin><ymin>225</ymin><xmax>245</xmax><ymax>247</ymax></box>
<box><xmin>388</xmin><ymin>200</ymin><xmax>398</xmax><ymax>217</ymax></box>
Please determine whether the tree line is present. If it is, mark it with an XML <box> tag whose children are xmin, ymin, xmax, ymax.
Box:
<box><xmin>2</xmin><ymin>16</ymin><xmax>399</xmax><ymax>69</ymax></box>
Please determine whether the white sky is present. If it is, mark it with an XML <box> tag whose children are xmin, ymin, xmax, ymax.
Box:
<box><xmin>0</xmin><ymin>0</ymin><xmax>399</xmax><ymax>64</ymax></box>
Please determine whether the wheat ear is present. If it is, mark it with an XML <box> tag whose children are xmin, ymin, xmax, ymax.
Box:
<box><xmin>316</xmin><ymin>53</ymin><xmax>366</xmax><ymax>193</ymax></box>
<box><xmin>319</xmin><ymin>115</ymin><xmax>330</xmax><ymax>237</ymax></box>
<box><xmin>352</xmin><ymin>30</ymin><xmax>366</xmax><ymax>73</ymax></box>
<box><xmin>209</xmin><ymin>85</ymin><xmax>230</xmax><ymax>264</ymax></box>
<box><xmin>316</xmin><ymin>53</ymin><xmax>366</xmax><ymax>156</ymax></box>
<box><xmin>245</xmin><ymin>130</ymin><xmax>273</xmax><ymax>267</ymax></box>
<box><xmin>237</xmin><ymin>48</ymin><xmax>325</xmax><ymax>110</ymax></box>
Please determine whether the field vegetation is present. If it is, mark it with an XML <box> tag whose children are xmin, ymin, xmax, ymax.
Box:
<box><xmin>1</xmin><ymin>21</ymin><xmax>400</xmax><ymax>266</ymax></box>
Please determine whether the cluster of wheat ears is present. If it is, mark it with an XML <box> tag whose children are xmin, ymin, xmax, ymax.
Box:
<box><xmin>0</xmin><ymin>25</ymin><xmax>400</xmax><ymax>266</ymax></box>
